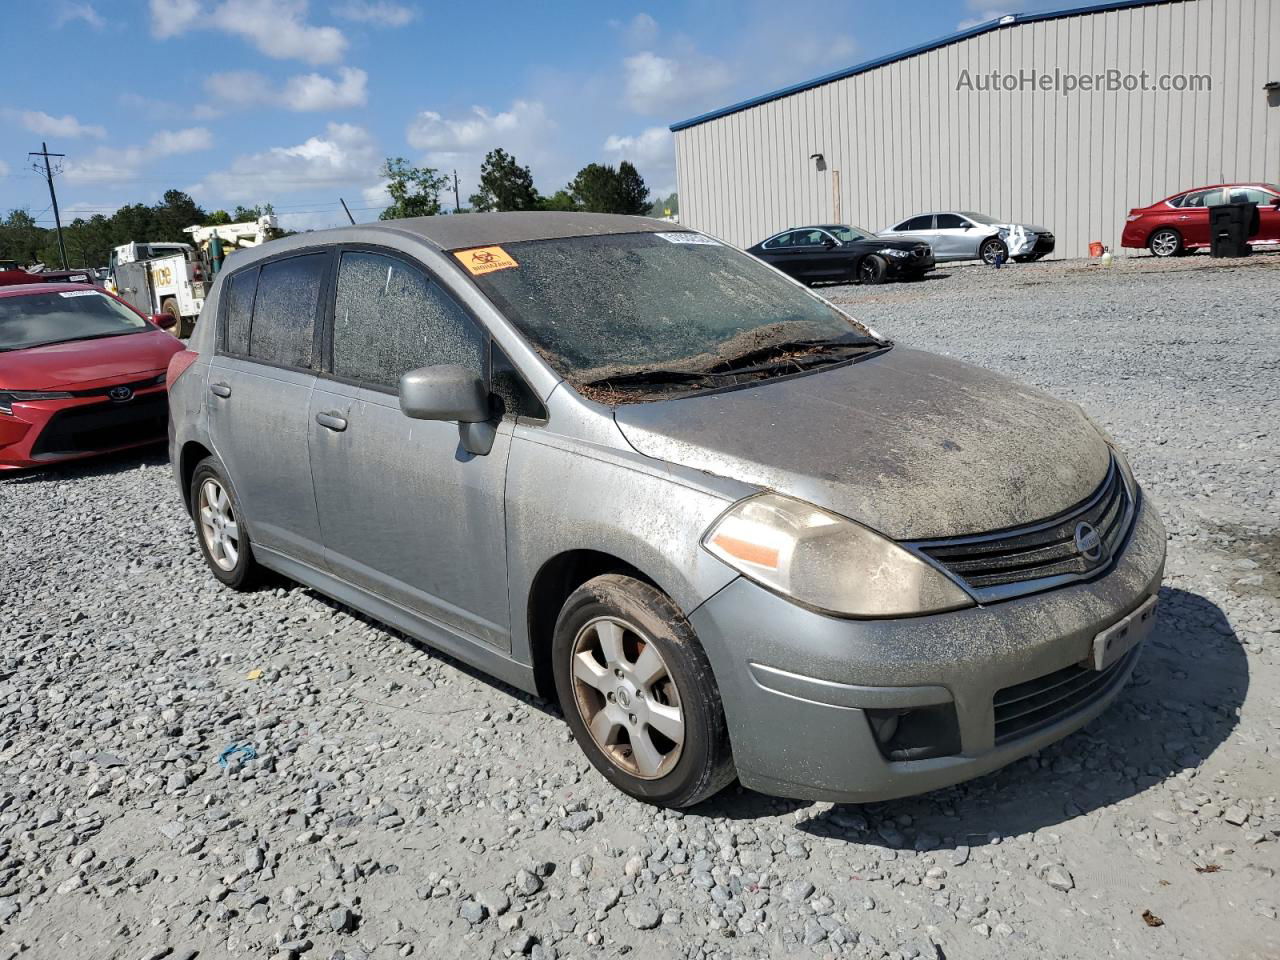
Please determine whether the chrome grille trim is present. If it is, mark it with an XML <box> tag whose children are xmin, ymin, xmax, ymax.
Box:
<box><xmin>906</xmin><ymin>456</ymin><xmax>1138</xmax><ymax>604</ymax></box>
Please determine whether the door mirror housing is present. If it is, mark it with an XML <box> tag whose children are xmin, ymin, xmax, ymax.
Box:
<box><xmin>821</xmin><ymin>237</ymin><xmax>837</xmax><ymax>248</ymax></box>
<box><xmin>153</xmin><ymin>313</ymin><xmax>177</xmax><ymax>329</ymax></box>
<box><xmin>962</xmin><ymin>223</ymin><xmax>974</xmax><ymax>230</ymax></box>
<box><xmin>399</xmin><ymin>364</ymin><xmax>491</xmax><ymax>423</ymax></box>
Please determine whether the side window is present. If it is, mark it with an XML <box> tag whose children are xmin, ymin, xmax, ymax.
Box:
<box><xmin>935</xmin><ymin>213</ymin><xmax>967</xmax><ymax>229</ymax></box>
<box><xmin>222</xmin><ymin>266</ymin><xmax>258</xmax><ymax>355</ymax></box>
<box><xmin>1231</xmin><ymin>188</ymin><xmax>1275</xmax><ymax>204</ymax></box>
<box><xmin>332</xmin><ymin>251</ymin><xmax>485</xmax><ymax>388</ymax></box>
<box><xmin>492</xmin><ymin>344</ymin><xmax>546</xmax><ymax>421</ymax></box>
<box><xmin>249</xmin><ymin>253</ymin><xmax>326</xmax><ymax>368</ymax></box>
<box><xmin>763</xmin><ymin>231</ymin><xmax>795</xmax><ymax>249</ymax></box>
<box><xmin>901</xmin><ymin>215</ymin><xmax>934</xmax><ymax>231</ymax></box>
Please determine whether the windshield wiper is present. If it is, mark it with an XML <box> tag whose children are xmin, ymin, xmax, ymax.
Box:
<box><xmin>27</xmin><ymin>331</ymin><xmax>140</xmax><ymax>349</ymax></box>
<box><xmin>583</xmin><ymin>368</ymin><xmax>727</xmax><ymax>389</ymax></box>
<box><xmin>709</xmin><ymin>338</ymin><xmax>883</xmax><ymax>375</ymax></box>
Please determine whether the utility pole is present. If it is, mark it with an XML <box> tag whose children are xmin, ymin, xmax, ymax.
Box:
<box><xmin>339</xmin><ymin>197</ymin><xmax>356</xmax><ymax>225</ymax></box>
<box><xmin>453</xmin><ymin>170</ymin><xmax>461</xmax><ymax>213</ymax></box>
<box><xmin>29</xmin><ymin>142</ymin><xmax>68</xmax><ymax>269</ymax></box>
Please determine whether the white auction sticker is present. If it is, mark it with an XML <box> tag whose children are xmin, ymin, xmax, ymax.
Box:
<box><xmin>58</xmin><ymin>290</ymin><xmax>100</xmax><ymax>298</ymax></box>
<box><xmin>654</xmin><ymin>232</ymin><xmax>720</xmax><ymax>245</ymax></box>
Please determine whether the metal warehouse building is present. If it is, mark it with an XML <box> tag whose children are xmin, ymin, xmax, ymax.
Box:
<box><xmin>671</xmin><ymin>0</ymin><xmax>1280</xmax><ymax>260</ymax></box>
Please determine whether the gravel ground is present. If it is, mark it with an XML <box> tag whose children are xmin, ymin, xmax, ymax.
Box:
<box><xmin>2</xmin><ymin>253</ymin><xmax>1278</xmax><ymax>960</ymax></box>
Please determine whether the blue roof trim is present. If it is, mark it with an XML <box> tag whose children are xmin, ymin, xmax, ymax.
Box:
<box><xmin>669</xmin><ymin>0</ymin><xmax>1180</xmax><ymax>132</ymax></box>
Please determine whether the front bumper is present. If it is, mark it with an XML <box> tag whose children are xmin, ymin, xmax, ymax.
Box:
<box><xmin>689</xmin><ymin>495</ymin><xmax>1166</xmax><ymax>802</ymax></box>
<box><xmin>885</xmin><ymin>253</ymin><xmax>935</xmax><ymax>277</ymax></box>
<box><xmin>0</xmin><ymin>386</ymin><xmax>169</xmax><ymax>470</ymax></box>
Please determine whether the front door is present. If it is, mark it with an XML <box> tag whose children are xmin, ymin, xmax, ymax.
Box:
<box><xmin>207</xmin><ymin>252</ymin><xmax>329</xmax><ymax>568</ymax></box>
<box><xmin>308</xmin><ymin>249</ymin><xmax>513</xmax><ymax>649</ymax></box>
<box><xmin>933</xmin><ymin>213</ymin><xmax>979</xmax><ymax>260</ymax></box>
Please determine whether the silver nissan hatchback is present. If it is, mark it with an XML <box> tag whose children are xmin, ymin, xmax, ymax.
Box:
<box><xmin>168</xmin><ymin>213</ymin><xmax>1165</xmax><ymax>808</ymax></box>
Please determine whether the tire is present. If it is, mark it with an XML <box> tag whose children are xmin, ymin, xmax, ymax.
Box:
<box><xmin>1148</xmin><ymin>228</ymin><xmax>1183</xmax><ymax>258</ymax></box>
<box><xmin>856</xmin><ymin>254</ymin><xmax>887</xmax><ymax>285</ymax></box>
<box><xmin>552</xmin><ymin>574</ymin><xmax>735</xmax><ymax>808</ymax></box>
<box><xmin>163</xmin><ymin>298</ymin><xmax>191</xmax><ymax>339</ymax></box>
<box><xmin>980</xmin><ymin>237</ymin><xmax>1008</xmax><ymax>266</ymax></box>
<box><xmin>190</xmin><ymin>456</ymin><xmax>263</xmax><ymax>590</ymax></box>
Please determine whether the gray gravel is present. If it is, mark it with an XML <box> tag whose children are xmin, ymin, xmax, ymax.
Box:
<box><xmin>2</xmin><ymin>253</ymin><xmax>1278</xmax><ymax>960</ymax></box>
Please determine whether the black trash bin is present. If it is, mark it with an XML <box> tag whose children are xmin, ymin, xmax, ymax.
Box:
<box><xmin>1208</xmin><ymin>202</ymin><xmax>1258</xmax><ymax>258</ymax></box>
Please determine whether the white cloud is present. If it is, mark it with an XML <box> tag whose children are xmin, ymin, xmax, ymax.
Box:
<box><xmin>150</xmin><ymin>0</ymin><xmax>347</xmax><ymax>64</ymax></box>
<box><xmin>13</xmin><ymin>110</ymin><xmax>106</xmax><ymax>139</ymax></box>
<box><xmin>149</xmin><ymin>0</ymin><xmax>201</xmax><ymax>37</ymax></box>
<box><xmin>208</xmin><ymin>67</ymin><xmax>368</xmax><ymax>111</ymax></box>
<box><xmin>0</xmin><ymin>160</ymin><xmax>10</xmax><ymax>178</ymax></box>
<box><xmin>56</xmin><ymin>2</ymin><xmax>104</xmax><ymax>28</ymax></box>
<box><xmin>65</xmin><ymin>127</ymin><xmax>213</xmax><ymax>184</ymax></box>
<box><xmin>623</xmin><ymin>51</ymin><xmax>732</xmax><ymax>113</ymax></box>
<box><xmin>332</xmin><ymin>1</ymin><xmax>416</xmax><ymax>27</ymax></box>
<box><xmin>618</xmin><ymin>12</ymin><xmax>658</xmax><ymax>47</ymax></box>
<box><xmin>407</xmin><ymin>100</ymin><xmax>549</xmax><ymax>152</ymax></box>
<box><xmin>957</xmin><ymin>1</ymin><xmax>1030</xmax><ymax>29</ymax></box>
<box><xmin>603</xmin><ymin>127</ymin><xmax>672</xmax><ymax>169</ymax></box>
<box><xmin>201</xmin><ymin>123</ymin><xmax>381</xmax><ymax>202</ymax></box>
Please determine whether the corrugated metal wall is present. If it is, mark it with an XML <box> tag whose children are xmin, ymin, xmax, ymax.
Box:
<box><xmin>674</xmin><ymin>0</ymin><xmax>1280</xmax><ymax>259</ymax></box>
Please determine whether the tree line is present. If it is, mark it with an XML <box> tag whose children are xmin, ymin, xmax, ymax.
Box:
<box><xmin>0</xmin><ymin>190</ymin><xmax>275</xmax><ymax>269</ymax></box>
<box><xmin>379</xmin><ymin>149</ymin><xmax>677</xmax><ymax>221</ymax></box>
<box><xmin>0</xmin><ymin>149</ymin><xmax>678</xmax><ymax>268</ymax></box>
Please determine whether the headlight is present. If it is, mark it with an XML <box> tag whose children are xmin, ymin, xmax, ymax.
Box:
<box><xmin>878</xmin><ymin>248</ymin><xmax>911</xmax><ymax>258</ymax></box>
<box><xmin>702</xmin><ymin>493</ymin><xmax>973</xmax><ymax>617</ymax></box>
<box><xmin>0</xmin><ymin>390</ymin><xmax>73</xmax><ymax>415</ymax></box>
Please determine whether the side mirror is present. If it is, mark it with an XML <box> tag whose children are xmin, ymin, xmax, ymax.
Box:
<box><xmin>962</xmin><ymin>223</ymin><xmax>973</xmax><ymax>230</ymax></box>
<box><xmin>399</xmin><ymin>364</ymin><xmax>490</xmax><ymax>423</ymax></box>
<box><xmin>822</xmin><ymin>237</ymin><xmax>836</xmax><ymax>248</ymax></box>
<box><xmin>153</xmin><ymin>313</ymin><xmax>177</xmax><ymax>329</ymax></box>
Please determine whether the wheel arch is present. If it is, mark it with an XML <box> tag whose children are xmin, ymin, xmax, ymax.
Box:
<box><xmin>178</xmin><ymin>440</ymin><xmax>214</xmax><ymax>513</ymax></box>
<box><xmin>526</xmin><ymin>549</ymin><xmax>660</xmax><ymax>701</ymax></box>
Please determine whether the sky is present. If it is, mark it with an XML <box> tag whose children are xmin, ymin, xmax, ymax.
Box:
<box><xmin>0</xmin><ymin>0</ymin><xmax>1067</xmax><ymax>232</ymax></box>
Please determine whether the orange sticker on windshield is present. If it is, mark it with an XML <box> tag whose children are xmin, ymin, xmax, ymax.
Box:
<box><xmin>455</xmin><ymin>245</ymin><xmax>518</xmax><ymax>276</ymax></box>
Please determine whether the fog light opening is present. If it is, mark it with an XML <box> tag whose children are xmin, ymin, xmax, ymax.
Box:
<box><xmin>866</xmin><ymin>703</ymin><xmax>961</xmax><ymax>762</ymax></box>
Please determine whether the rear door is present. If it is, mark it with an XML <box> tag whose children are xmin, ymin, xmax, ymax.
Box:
<box><xmin>932</xmin><ymin>214</ymin><xmax>978</xmax><ymax>260</ymax></box>
<box><xmin>884</xmin><ymin>215</ymin><xmax>938</xmax><ymax>255</ymax></box>
<box><xmin>307</xmin><ymin>248</ymin><xmax>515</xmax><ymax>649</ymax></box>
<box><xmin>1173</xmin><ymin>188</ymin><xmax>1222</xmax><ymax>247</ymax></box>
<box><xmin>207</xmin><ymin>251</ymin><xmax>330</xmax><ymax>568</ymax></box>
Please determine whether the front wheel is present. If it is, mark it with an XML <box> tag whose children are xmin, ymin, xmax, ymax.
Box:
<box><xmin>856</xmin><ymin>254</ymin><xmax>887</xmax><ymax>285</ymax></box>
<box><xmin>1148</xmin><ymin>228</ymin><xmax>1182</xmax><ymax>258</ymax></box>
<box><xmin>980</xmin><ymin>237</ymin><xmax>1008</xmax><ymax>265</ymax></box>
<box><xmin>552</xmin><ymin>574</ymin><xmax>734</xmax><ymax>807</ymax></box>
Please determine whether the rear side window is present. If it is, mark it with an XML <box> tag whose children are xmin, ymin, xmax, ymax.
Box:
<box><xmin>222</xmin><ymin>266</ymin><xmax>258</xmax><ymax>355</ymax></box>
<box><xmin>898</xmin><ymin>215</ymin><xmax>933</xmax><ymax>231</ymax></box>
<box><xmin>332</xmin><ymin>251</ymin><xmax>485</xmax><ymax>388</ymax></box>
<box><xmin>762</xmin><ymin>232</ymin><xmax>795</xmax><ymax>249</ymax></box>
<box><xmin>250</xmin><ymin>253</ymin><xmax>326</xmax><ymax>368</ymax></box>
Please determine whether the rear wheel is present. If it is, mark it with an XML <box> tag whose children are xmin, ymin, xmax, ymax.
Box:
<box><xmin>163</xmin><ymin>298</ymin><xmax>191</xmax><ymax>339</ymax></box>
<box><xmin>980</xmin><ymin>237</ymin><xmax>1008</xmax><ymax>265</ymax></box>
<box><xmin>1148</xmin><ymin>228</ymin><xmax>1182</xmax><ymax>258</ymax></box>
<box><xmin>552</xmin><ymin>574</ymin><xmax>734</xmax><ymax>807</ymax></box>
<box><xmin>190</xmin><ymin>457</ymin><xmax>262</xmax><ymax>590</ymax></box>
<box><xmin>856</xmin><ymin>254</ymin><xmax>887</xmax><ymax>285</ymax></box>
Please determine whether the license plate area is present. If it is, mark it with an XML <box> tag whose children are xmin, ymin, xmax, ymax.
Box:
<box><xmin>1090</xmin><ymin>595</ymin><xmax>1157</xmax><ymax>671</ymax></box>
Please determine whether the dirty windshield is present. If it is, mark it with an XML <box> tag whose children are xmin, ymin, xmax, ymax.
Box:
<box><xmin>466</xmin><ymin>231</ymin><xmax>882</xmax><ymax>393</ymax></box>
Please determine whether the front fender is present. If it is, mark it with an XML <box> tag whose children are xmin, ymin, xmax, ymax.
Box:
<box><xmin>503</xmin><ymin>423</ymin><xmax>754</xmax><ymax>669</ymax></box>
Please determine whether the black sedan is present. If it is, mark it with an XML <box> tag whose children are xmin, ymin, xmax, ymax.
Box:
<box><xmin>746</xmin><ymin>224</ymin><xmax>934</xmax><ymax>285</ymax></box>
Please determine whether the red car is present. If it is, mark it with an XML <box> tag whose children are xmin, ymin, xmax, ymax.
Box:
<box><xmin>1122</xmin><ymin>182</ymin><xmax>1280</xmax><ymax>257</ymax></box>
<box><xmin>0</xmin><ymin>283</ymin><xmax>183</xmax><ymax>470</ymax></box>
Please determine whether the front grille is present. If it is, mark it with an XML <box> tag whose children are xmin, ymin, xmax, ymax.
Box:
<box><xmin>911</xmin><ymin>244</ymin><xmax>932</xmax><ymax>259</ymax></box>
<box><xmin>67</xmin><ymin>373</ymin><xmax>166</xmax><ymax>397</ymax></box>
<box><xmin>912</xmin><ymin>457</ymin><xmax>1134</xmax><ymax>601</ymax></box>
<box><xmin>993</xmin><ymin>646</ymin><xmax>1137</xmax><ymax>744</ymax></box>
<box><xmin>30</xmin><ymin>392</ymin><xmax>168</xmax><ymax>457</ymax></box>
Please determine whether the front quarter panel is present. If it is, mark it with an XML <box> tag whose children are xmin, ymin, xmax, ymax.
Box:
<box><xmin>504</xmin><ymin>409</ymin><xmax>754</xmax><ymax>669</ymax></box>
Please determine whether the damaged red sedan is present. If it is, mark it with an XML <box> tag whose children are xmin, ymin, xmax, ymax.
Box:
<box><xmin>0</xmin><ymin>283</ymin><xmax>182</xmax><ymax>470</ymax></box>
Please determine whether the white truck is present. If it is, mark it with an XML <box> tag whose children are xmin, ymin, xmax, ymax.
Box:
<box><xmin>107</xmin><ymin>216</ymin><xmax>279</xmax><ymax>338</ymax></box>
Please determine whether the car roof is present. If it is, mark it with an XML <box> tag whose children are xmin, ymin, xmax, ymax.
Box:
<box><xmin>0</xmin><ymin>281</ymin><xmax>100</xmax><ymax>298</ymax></box>
<box><xmin>1167</xmin><ymin>183</ymin><xmax>1278</xmax><ymax>197</ymax></box>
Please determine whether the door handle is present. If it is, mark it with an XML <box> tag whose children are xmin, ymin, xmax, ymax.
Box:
<box><xmin>315</xmin><ymin>412</ymin><xmax>348</xmax><ymax>432</ymax></box>
<box><xmin>210</xmin><ymin>382</ymin><xmax>231</xmax><ymax>398</ymax></box>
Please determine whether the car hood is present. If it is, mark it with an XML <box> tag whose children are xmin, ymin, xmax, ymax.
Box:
<box><xmin>0</xmin><ymin>330</ymin><xmax>180</xmax><ymax>390</ymax></box>
<box><xmin>612</xmin><ymin>347</ymin><xmax>1110</xmax><ymax>540</ymax></box>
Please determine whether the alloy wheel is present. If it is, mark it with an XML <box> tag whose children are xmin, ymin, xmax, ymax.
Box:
<box><xmin>569</xmin><ymin>616</ymin><xmax>685</xmax><ymax>780</ymax></box>
<box><xmin>981</xmin><ymin>240</ymin><xmax>1005</xmax><ymax>265</ymax></box>
<box><xmin>198</xmin><ymin>478</ymin><xmax>240</xmax><ymax>572</ymax></box>
<box><xmin>1150</xmin><ymin>231</ymin><xmax>1179</xmax><ymax>257</ymax></box>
